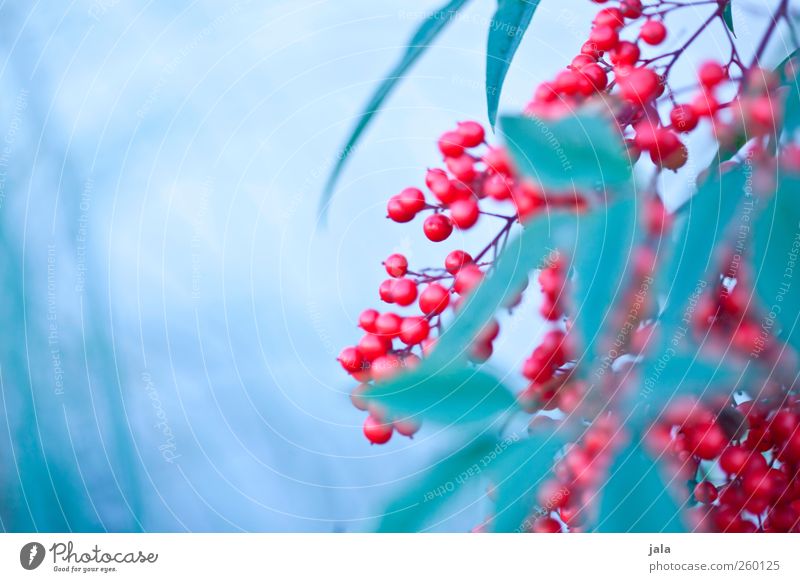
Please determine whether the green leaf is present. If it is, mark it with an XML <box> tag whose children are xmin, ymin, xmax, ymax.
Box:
<box><xmin>377</xmin><ymin>436</ymin><xmax>497</xmax><ymax>532</ymax></box>
<box><xmin>320</xmin><ymin>0</ymin><xmax>472</xmax><ymax>217</ymax></box>
<box><xmin>500</xmin><ymin>112</ymin><xmax>632</xmax><ymax>191</ymax></box>
<box><xmin>751</xmin><ymin>175</ymin><xmax>800</xmax><ymax>353</ymax></box>
<box><xmin>657</xmin><ymin>166</ymin><xmax>748</xmax><ymax>325</ymax></box>
<box><xmin>594</xmin><ymin>438</ymin><xmax>687</xmax><ymax>532</ymax></box>
<box><xmin>489</xmin><ymin>432</ymin><xmax>565</xmax><ymax>532</ymax></box>
<box><xmin>776</xmin><ymin>48</ymin><xmax>800</xmax><ymax>134</ymax></box>
<box><xmin>723</xmin><ymin>2</ymin><xmax>736</xmax><ymax>37</ymax></box>
<box><xmin>486</xmin><ymin>0</ymin><xmax>541</xmax><ymax>128</ymax></box>
<box><xmin>364</xmin><ymin>366</ymin><xmax>517</xmax><ymax>425</ymax></box>
<box><xmin>571</xmin><ymin>198</ymin><xmax>639</xmax><ymax>359</ymax></box>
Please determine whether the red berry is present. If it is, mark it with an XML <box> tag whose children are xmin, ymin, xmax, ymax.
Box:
<box><xmin>429</xmin><ymin>176</ymin><xmax>457</xmax><ymax>205</ymax></box>
<box><xmin>453</xmin><ymin>264</ymin><xmax>484</xmax><ymax>295</ymax></box>
<box><xmin>399</xmin><ymin>316</ymin><xmax>430</xmax><ymax>345</ymax></box>
<box><xmin>691</xmin><ymin>92</ymin><xmax>720</xmax><ymax>117</ymax></box>
<box><xmin>698</xmin><ymin>60</ymin><xmax>726</xmax><ymax>87</ymax></box>
<box><xmin>379</xmin><ymin>279</ymin><xmax>395</xmax><ymax>303</ymax></box>
<box><xmin>769</xmin><ymin>410</ymin><xmax>799</xmax><ymax>442</ymax></box>
<box><xmin>425</xmin><ymin>168</ymin><xmax>448</xmax><ymax>189</ymax></box>
<box><xmin>670</xmin><ymin>104</ymin><xmax>699</xmax><ymax>132</ymax></box>
<box><xmin>394</xmin><ymin>417</ymin><xmax>421</xmax><ymax>437</ymax></box>
<box><xmin>610</xmin><ymin>41</ymin><xmax>640</xmax><ymax>66</ymax></box>
<box><xmin>589</xmin><ymin>24</ymin><xmax>619</xmax><ymax>51</ymax></box>
<box><xmin>571</xmin><ymin>54</ymin><xmax>596</xmax><ymax>69</ymax></box>
<box><xmin>640</xmin><ymin>20</ymin><xmax>666</xmax><ymax>45</ymax></box>
<box><xmin>482</xmin><ymin>147</ymin><xmax>513</xmax><ymax>175</ymax></box>
<box><xmin>449</xmin><ymin>197</ymin><xmax>480</xmax><ymax>229</ymax></box>
<box><xmin>719</xmin><ymin>446</ymin><xmax>751</xmax><ymax>475</ymax></box>
<box><xmin>554</xmin><ymin>70</ymin><xmax>581</xmax><ymax>95</ymax></box>
<box><xmin>469</xmin><ymin>340</ymin><xmax>493</xmax><ymax>363</ymax></box>
<box><xmin>445</xmin><ymin>250</ymin><xmax>473</xmax><ymax>274</ymax></box>
<box><xmin>423</xmin><ymin>214</ymin><xmax>454</xmax><ymax>242</ymax></box>
<box><xmin>397</xmin><ymin>187</ymin><xmax>426</xmax><ymax>214</ymax></box>
<box><xmin>358</xmin><ymin>333</ymin><xmax>390</xmax><ymax>361</ymax></box>
<box><xmin>375</xmin><ymin>312</ymin><xmax>402</xmax><ymax>338</ymax></box>
<box><xmin>620</xmin><ymin>0</ymin><xmax>643</xmax><ymax>18</ymax></box>
<box><xmin>391</xmin><ymin>278</ymin><xmax>418</xmax><ymax>306</ymax></box>
<box><xmin>594</xmin><ymin>7</ymin><xmax>624</xmax><ymax>28</ymax></box>
<box><xmin>363</xmin><ymin>414</ymin><xmax>393</xmax><ymax>444</ymax></box>
<box><xmin>619</xmin><ymin>67</ymin><xmax>660</xmax><ymax>104</ymax></box>
<box><xmin>689</xmin><ymin>422</ymin><xmax>727</xmax><ymax>459</ymax></box>
<box><xmin>694</xmin><ymin>481</ymin><xmax>718</xmax><ymax>504</ymax></box>
<box><xmin>350</xmin><ymin>383</ymin><xmax>370</xmax><ymax>411</ymax></box>
<box><xmin>387</xmin><ymin>195</ymin><xmax>416</xmax><ymax>223</ymax></box>
<box><xmin>438</xmin><ymin>130</ymin><xmax>467</xmax><ymax>158</ymax></box>
<box><xmin>484</xmin><ymin>173</ymin><xmax>513</xmax><ymax>200</ymax></box>
<box><xmin>532</xmin><ymin>517</ymin><xmax>562</xmax><ymax>533</ymax></box>
<box><xmin>384</xmin><ymin>253</ymin><xmax>408</xmax><ymax>278</ymax></box>
<box><xmin>358</xmin><ymin>309</ymin><xmax>380</xmax><ymax>333</ymax></box>
<box><xmin>370</xmin><ymin>354</ymin><xmax>402</xmax><ymax>382</ymax></box>
<box><xmin>456</xmin><ymin>121</ymin><xmax>485</xmax><ymax>147</ymax></box>
<box><xmin>338</xmin><ymin>346</ymin><xmax>364</xmax><ymax>374</ymax></box>
<box><xmin>446</xmin><ymin>153</ymin><xmax>477</xmax><ymax>182</ymax></box>
<box><xmin>581</xmin><ymin>41</ymin><xmax>603</xmax><ymax>58</ymax></box>
<box><xmin>419</xmin><ymin>283</ymin><xmax>450</xmax><ymax>315</ymax></box>
<box><xmin>580</xmin><ymin>63</ymin><xmax>608</xmax><ymax>91</ymax></box>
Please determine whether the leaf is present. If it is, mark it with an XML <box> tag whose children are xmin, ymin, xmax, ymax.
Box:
<box><xmin>377</xmin><ymin>436</ymin><xmax>498</xmax><ymax>532</ymax></box>
<box><xmin>656</xmin><ymin>166</ymin><xmax>747</xmax><ymax>325</ymax></box>
<box><xmin>776</xmin><ymin>48</ymin><xmax>800</xmax><ymax>134</ymax></box>
<box><xmin>319</xmin><ymin>0</ymin><xmax>472</xmax><ymax>217</ymax></box>
<box><xmin>571</xmin><ymin>198</ymin><xmax>639</xmax><ymax>359</ymax></box>
<box><xmin>594</xmin><ymin>437</ymin><xmax>687</xmax><ymax>532</ymax></box>
<box><xmin>364</xmin><ymin>366</ymin><xmax>517</xmax><ymax>425</ymax></box>
<box><xmin>751</xmin><ymin>175</ymin><xmax>800</xmax><ymax>353</ymax></box>
<box><xmin>489</xmin><ymin>431</ymin><xmax>565</xmax><ymax>532</ymax></box>
<box><xmin>486</xmin><ymin>0</ymin><xmax>541</xmax><ymax>128</ymax></box>
<box><xmin>500</xmin><ymin>112</ymin><xmax>632</xmax><ymax>191</ymax></box>
<box><xmin>723</xmin><ymin>2</ymin><xmax>736</xmax><ymax>37</ymax></box>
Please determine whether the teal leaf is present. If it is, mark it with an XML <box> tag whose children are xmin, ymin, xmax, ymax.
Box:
<box><xmin>594</xmin><ymin>438</ymin><xmax>687</xmax><ymax>532</ymax></box>
<box><xmin>500</xmin><ymin>112</ymin><xmax>632</xmax><ymax>191</ymax></box>
<box><xmin>377</xmin><ymin>436</ymin><xmax>498</xmax><ymax>532</ymax></box>
<box><xmin>776</xmin><ymin>48</ymin><xmax>800</xmax><ymax>134</ymax></box>
<box><xmin>751</xmin><ymin>175</ymin><xmax>800</xmax><ymax>353</ymax></box>
<box><xmin>489</xmin><ymin>431</ymin><xmax>565</xmax><ymax>532</ymax></box>
<box><xmin>486</xmin><ymin>0</ymin><xmax>541</xmax><ymax>128</ymax></box>
<box><xmin>320</xmin><ymin>0</ymin><xmax>472</xmax><ymax>217</ymax></box>
<box><xmin>571</xmin><ymin>198</ymin><xmax>639</xmax><ymax>360</ymax></box>
<box><xmin>656</xmin><ymin>166</ymin><xmax>748</xmax><ymax>325</ymax></box>
<box><xmin>364</xmin><ymin>366</ymin><xmax>517</xmax><ymax>425</ymax></box>
<box><xmin>723</xmin><ymin>2</ymin><xmax>736</xmax><ymax>37</ymax></box>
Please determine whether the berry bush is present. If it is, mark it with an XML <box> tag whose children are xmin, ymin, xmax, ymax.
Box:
<box><xmin>329</xmin><ymin>0</ymin><xmax>800</xmax><ymax>532</ymax></box>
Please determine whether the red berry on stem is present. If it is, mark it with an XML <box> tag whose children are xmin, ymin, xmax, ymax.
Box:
<box><xmin>387</xmin><ymin>195</ymin><xmax>416</xmax><ymax>223</ymax></box>
<box><xmin>453</xmin><ymin>264</ymin><xmax>484</xmax><ymax>295</ymax></box>
<box><xmin>438</xmin><ymin>130</ymin><xmax>466</xmax><ymax>158</ymax></box>
<box><xmin>399</xmin><ymin>316</ymin><xmax>430</xmax><ymax>345</ymax></box>
<box><xmin>397</xmin><ymin>187</ymin><xmax>426</xmax><ymax>214</ymax></box>
<box><xmin>449</xmin><ymin>197</ymin><xmax>480</xmax><ymax>229</ymax></box>
<box><xmin>423</xmin><ymin>214</ymin><xmax>454</xmax><ymax>242</ymax></box>
<box><xmin>358</xmin><ymin>333</ymin><xmax>390</xmax><ymax>361</ymax></box>
<box><xmin>375</xmin><ymin>312</ymin><xmax>402</xmax><ymax>338</ymax></box>
<box><xmin>446</xmin><ymin>153</ymin><xmax>477</xmax><ymax>182</ymax></box>
<box><xmin>391</xmin><ymin>278</ymin><xmax>418</xmax><ymax>306</ymax></box>
<box><xmin>640</xmin><ymin>20</ymin><xmax>666</xmax><ymax>45</ymax></box>
<box><xmin>620</xmin><ymin>0</ymin><xmax>643</xmax><ymax>18</ymax></box>
<box><xmin>338</xmin><ymin>347</ymin><xmax>364</xmax><ymax>374</ymax></box>
<box><xmin>619</xmin><ymin>67</ymin><xmax>660</xmax><ymax>104</ymax></box>
<box><xmin>370</xmin><ymin>354</ymin><xmax>402</xmax><ymax>382</ymax></box>
<box><xmin>456</xmin><ymin>121</ymin><xmax>485</xmax><ymax>147</ymax></box>
<box><xmin>379</xmin><ymin>279</ymin><xmax>395</xmax><ymax>303</ymax></box>
<box><xmin>694</xmin><ymin>481</ymin><xmax>718</xmax><ymax>504</ymax></box>
<box><xmin>589</xmin><ymin>24</ymin><xmax>619</xmax><ymax>51</ymax></box>
<box><xmin>670</xmin><ymin>104</ymin><xmax>699</xmax><ymax>132</ymax></box>
<box><xmin>445</xmin><ymin>250</ymin><xmax>473</xmax><ymax>274</ymax></box>
<box><xmin>358</xmin><ymin>309</ymin><xmax>379</xmax><ymax>333</ymax></box>
<box><xmin>394</xmin><ymin>417</ymin><xmax>421</xmax><ymax>437</ymax></box>
<box><xmin>384</xmin><ymin>253</ymin><xmax>408</xmax><ymax>278</ymax></box>
<box><xmin>698</xmin><ymin>60</ymin><xmax>726</xmax><ymax>88</ymax></box>
<box><xmin>363</xmin><ymin>415</ymin><xmax>393</xmax><ymax>444</ymax></box>
<box><xmin>419</xmin><ymin>283</ymin><xmax>450</xmax><ymax>315</ymax></box>
<box><xmin>594</xmin><ymin>7</ymin><xmax>624</xmax><ymax>28</ymax></box>
<box><xmin>610</xmin><ymin>41</ymin><xmax>640</xmax><ymax>66</ymax></box>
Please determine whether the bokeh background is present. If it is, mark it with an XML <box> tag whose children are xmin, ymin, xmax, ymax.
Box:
<box><xmin>0</xmin><ymin>0</ymin><xmax>782</xmax><ymax>531</ymax></box>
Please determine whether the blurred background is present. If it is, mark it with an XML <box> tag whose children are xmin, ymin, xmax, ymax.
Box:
<box><xmin>0</xmin><ymin>0</ymin><xmax>781</xmax><ymax>531</ymax></box>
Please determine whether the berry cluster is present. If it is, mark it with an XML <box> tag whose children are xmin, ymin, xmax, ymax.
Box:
<box><xmin>336</xmin><ymin>0</ymin><xmax>799</xmax><ymax>533</ymax></box>
<box><xmin>647</xmin><ymin>397</ymin><xmax>800</xmax><ymax>532</ymax></box>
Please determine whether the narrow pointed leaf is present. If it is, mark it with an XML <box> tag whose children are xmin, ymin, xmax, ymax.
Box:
<box><xmin>320</xmin><ymin>0</ymin><xmax>471</xmax><ymax>216</ymax></box>
<box><xmin>486</xmin><ymin>0</ymin><xmax>541</xmax><ymax>128</ymax></box>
